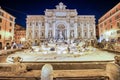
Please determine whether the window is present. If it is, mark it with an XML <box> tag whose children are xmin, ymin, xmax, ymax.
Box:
<box><xmin>10</xmin><ymin>22</ymin><xmax>12</xmax><ymax>26</ymax></box>
<box><xmin>0</xmin><ymin>35</ymin><xmax>1</xmax><ymax>39</ymax></box>
<box><xmin>0</xmin><ymin>18</ymin><xmax>2</xmax><ymax>22</ymax></box>
<box><xmin>111</xmin><ymin>25</ymin><xmax>113</xmax><ymax>29</ymax></box>
<box><xmin>117</xmin><ymin>22</ymin><xmax>120</xmax><ymax>28</ymax></box>
<box><xmin>84</xmin><ymin>23</ymin><xmax>86</xmax><ymax>26</ymax></box>
<box><xmin>110</xmin><ymin>13</ymin><xmax>112</xmax><ymax>16</ymax></box>
<box><xmin>9</xmin><ymin>17</ymin><xmax>13</xmax><ymax>21</ymax></box>
<box><xmin>104</xmin><ymin>22</ymin><xmax>106</xmax><ymax>25</ymax></box>
<box><xmin>84</xmin><ymin>32</ymin><xmax>87</xmax><ymax>37</ymax></box>
<box><xmin>116</xmin><ymin>8</ymin><xmax>118</xmax><ymax>12</ymax></box>
<box><xmin>115</xmin><ymin>15</ymin><xmax>119</xmax><ymax>20</ymax></box>
<box><xmin>0</xmin><ymin>11</ymin><xmax>4</xmax><ymax>16</ymax></box>
<box><xmin>117</xmin><ymin>30</ymin><xmax>120</xmax><ymax>34</ymax></box>
<box><xmin>36</xmin><ymin>22</ymin><xmax>38</xmax><ymax>26</ymax></box>
<box><xmin>78</xmin><ymin>23</ymin><xmax>80</xmax><ymax>26</ymax></box>
<box><xmin>42</xmin><ymin>22</ymin><xmax>44</xmax><ymax>26</ymax></box>
<box><xmin>109</xmin><ymin>19</ymin><xmax>112</xmax><ymax>23</ymax></box>
<box><xmin>9</xmin><ymin>29</ymin><xmax>11</xmax><ymax>32</ymax></box>
<box><xmin>100</xmin><ymin>24</ymin><xmax>103</xmax><ymax>28</ymax></box>
<box><xmin>70</xmin><ymin>16</ymin><xmax>75</xmax><ymax>18</ymax></box>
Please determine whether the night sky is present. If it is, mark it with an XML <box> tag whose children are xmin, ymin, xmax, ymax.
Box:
<box><xmin>0</xmin><ymin>0</ymin><xmax>119</xmax><ymax>28</ymax></box>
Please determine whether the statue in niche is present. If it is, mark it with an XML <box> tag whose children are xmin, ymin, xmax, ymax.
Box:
<box><xmin>59</xmin><ymin>30</ymin><xmax>64</xmax><ymax>39</ymax></box>
<box><xmin>48</xmin><ymin>30</ymin><xmax>52</xmax><ymax>38</ymax></box>
<box><xmin>70</xmin><ymin>31</ymin><xmax>74</xmax><ymax>38</ymax></box>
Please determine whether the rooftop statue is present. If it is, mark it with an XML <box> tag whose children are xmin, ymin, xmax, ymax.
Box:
<box><xmin>56</xmin><ymin>2</ymin><xmax>66</xmax><ymax>10</ymax></box>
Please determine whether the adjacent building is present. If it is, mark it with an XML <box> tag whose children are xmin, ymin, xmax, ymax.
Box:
<box><xmin>96</xmin><ymin>25</ymin><xmax>99</xmax><ymax>39</ymax></box>
<box><xmin>14</xmin><ymin>24</ymin><xmax>26</xmax><ymax>44</ymax></box>
<box><xmin>98</xmin><ymin>2</ymin><xmax>120</xmax><ymax>42</ymax></box>
<box><xmin>0</xmin><ymin>7</ymin><xmax>15</xmax><ymax>49</ymax></box>
<box><xmin>26</xmin><ymin>2</ymin><xmax>96</xmax><ymax>44</ymax></box>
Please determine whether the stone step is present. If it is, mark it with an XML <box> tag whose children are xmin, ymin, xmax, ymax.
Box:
<box><xmin>0</xmin><ymin>69</ymin><xmax>106</xmax><ymax>78</ymax></box>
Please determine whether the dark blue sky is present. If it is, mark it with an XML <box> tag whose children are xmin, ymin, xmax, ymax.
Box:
<box><xmin>0</xmin><ymin>0</ymin><xmax>119</xmax><ymax>28</ymax></box>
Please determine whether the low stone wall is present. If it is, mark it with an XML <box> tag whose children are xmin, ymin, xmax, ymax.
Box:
<box><xmin>25</xmin><ymin>62</ymin><xmax>107</xmax><ymax>70</ymax></box>
<box><xmin>0</xmin><ymin>61</ymin><xmax>120</xmax><ymax>80</ymax></box>
<box><xmin>0</xmin><ymin>63</ymin><xmax>15</xmax><ymax>72</ymax></box>
<box><xmin>0</xmin><ymin>49</ymin><xmax>22</xmax><ymax>56</ymax></box>
<box><xmin>106</xmin><ymin>63</ymin><xmax>120</xmax><ymax>80</ymax></box>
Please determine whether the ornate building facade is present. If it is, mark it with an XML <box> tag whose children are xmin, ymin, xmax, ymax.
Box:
<box><xmin>98</xmin><ymin>2</ymin><xmax>120</xmax><ymax>42</ymax></box>
<box><xmin>26</xmin><ymin>2</ymin><xmax>96</xmax><ymax>43</ymax></box>
<box><xmin>0</xmin><ymin>7</ymin><xmax>15</xmax><ymax>49</ymax></box>
<box><xmin>14</xmin><ymin>24</ymin><xmax>26</xmax><ymax>44</ymax></box>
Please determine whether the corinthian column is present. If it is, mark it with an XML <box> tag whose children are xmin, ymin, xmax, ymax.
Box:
<box><xmin>74</xmin><ymin>22</ymin><xmax>78</xmax><ymax>38</ymax></box>
<box><xmin>53</xmin><ymin>21</ymin><xmax>56</xmax><ymax>39</ymax></box>
<box><xmin>45</xmin><ymin>22</ymin><xmax>49</xmax><ymax>39</ymax></box>
<box><xmin>88</xmin><ymin>24</ymin><xmax>90</xmax><ymax>39</ymax></box>
<box><xmin>81</xmin><ymin>23</ymin><xmax>84</xmax><ymax>39</ymax></box>
<box><xmin>67</xmin><ymin>23</ymin><xmax>70</xmax><ymax>39</ymax></box>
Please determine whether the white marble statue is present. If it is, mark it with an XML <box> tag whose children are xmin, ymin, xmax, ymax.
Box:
<box><xmin>59</xmin><ymin>31</ymin><xmax>63</xmax><ymax>39</ymax></box>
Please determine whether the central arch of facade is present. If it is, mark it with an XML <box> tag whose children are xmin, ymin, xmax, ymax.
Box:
<box><xmin>55</xmin><ymin>23</ymin><xmax>68</xmax><ymax>40</ymax></box>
